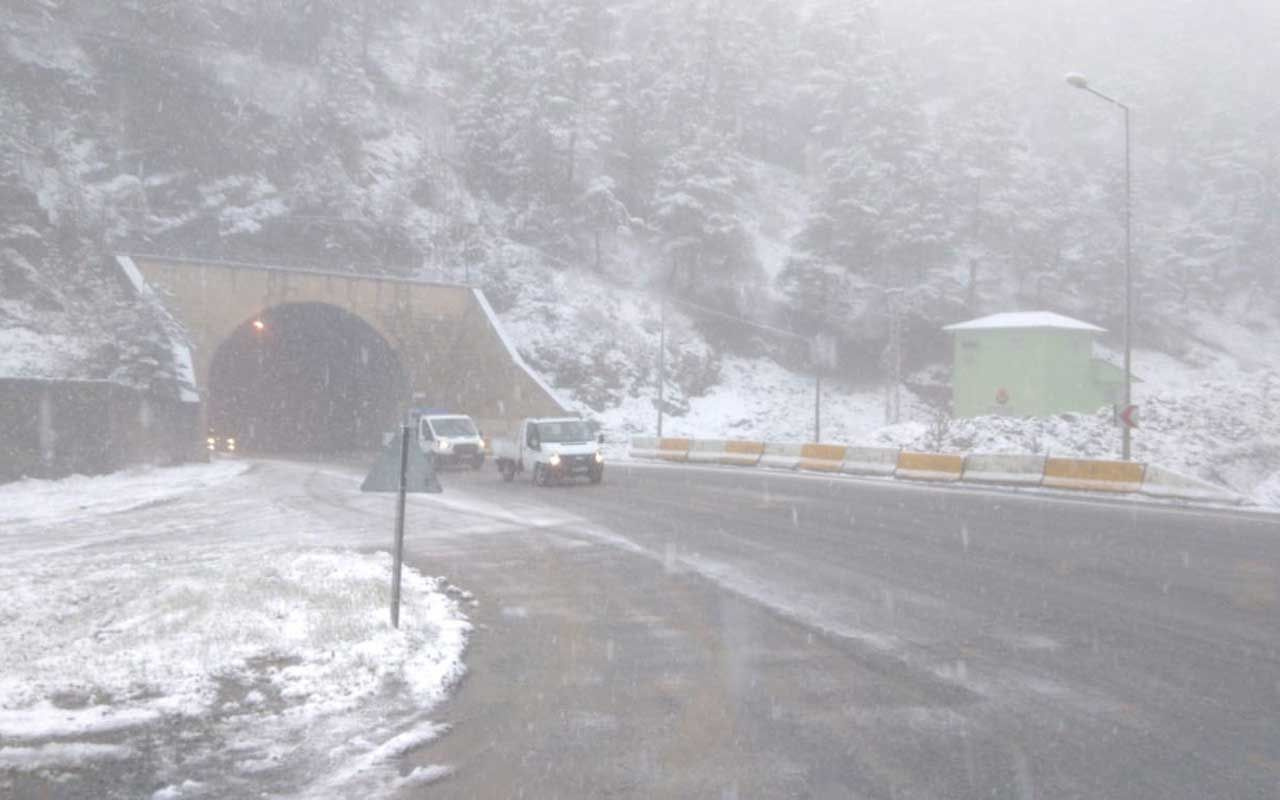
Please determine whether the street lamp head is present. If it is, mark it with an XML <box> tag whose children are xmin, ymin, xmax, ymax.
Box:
<box><xmin>1065</xmin><ymin>72</ymin><xmax>1089</xmax><ymax>89</ymax></box>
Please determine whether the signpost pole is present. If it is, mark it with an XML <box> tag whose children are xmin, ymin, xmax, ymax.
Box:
<box><xmin>814</xmin><ymin>372</ymin><xmax>821</xmax><ymax>443</ymax></box>
<box><xmin>390</xmin><ymin>424</ymin><xmax>410</xmax><ymax>629</ymax></box>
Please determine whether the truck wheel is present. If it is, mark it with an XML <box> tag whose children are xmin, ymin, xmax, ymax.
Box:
<box><xmin>471</xmin><ymin>454</ymin><xmax>486</xmax><ymax>470</ymax></box>
<box><xmin>533</xmin><ymin>464</ymin><xmax>548</xmax><ymax>486</ymax></box>
<box><xmin>589</xmin><ymin>467</ymin><xmax>604</xmax><ymax>485</ymax></box>
<box><xmin>501</xmin><ymin>462</ymin><xmax>515</xmax><ymax>482</ymax></box>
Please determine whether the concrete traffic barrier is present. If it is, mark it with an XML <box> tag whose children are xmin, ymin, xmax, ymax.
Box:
<box><xmin>686</xmin><ymin>439</ymin><xmax>728</xmax><ymax>464</ymax></box>
<box><xmin>721</xmin><ymin>440</ymin><xmax>765</xmax><ymax>467</ymax></box>
<box><xmin>1043</xmin><ymin>457</ymin><xmax>1144</xmax><ymax>492</ymax></box>
<box><xmin>962</xmin><ymin>453</ymin><xmax>1046</xmax><ymax>486</ymax></box>
<box><xmin>759</xmin><ymin>442</ymin><xmax>804</xmax><ymax>470</ymax></box>
<box><xmin>657</xmin><ymin>437</ymin><xmax>691</xmax><ymax>462</ymax></box>
<box><xmin>629</xmin><ymin>436</ymin><xmax>660</xmax><ymax>459</ymax></box>
<box><xmin>799</xmin><ymin>443</ymin><xmax>848</xmax><ymax>472</ymax></box>
<box><xmin>1139</xmin><ymin>465</ymin><xmax>1244</xmax><ymax>504</ymax></box>
<box><xmin>896</xmin><ymin>451</ymin><xmax>965</xmax><ymax>482</ymax></box>
<box><xmin>840</xmin><ymin>446</ymin><xmax>900</xmax><ymax>477</ymax></box>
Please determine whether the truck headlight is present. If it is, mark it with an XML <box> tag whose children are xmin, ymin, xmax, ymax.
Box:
<box><xmin>594</xmin><ymin>451</ymin><xmax>604</xmax><ymax>464</ymax></box>
<box><xmin>549</xmin><ymin>453</ymin><xmax>562</xmax><ymax>467</ymax></box>
<box><xmin>226</xmin><ymin>438</ymin><xmax>236</xmax><ymax>452</ymax></box>
<box><xmin>207</xmin><ymin>437</ymin><xmax>216</xmax><ymax>451</ymax></box>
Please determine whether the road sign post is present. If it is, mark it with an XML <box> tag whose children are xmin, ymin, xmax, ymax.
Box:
<box><xmin>361</xmin><ymin>423</ymin><xmax>443</xmax><ymax>628</ymax></box>
<box><xmin>390</xmin><ymin>425</ymin><xmax>410</xmax><ymax>629</ymax></box>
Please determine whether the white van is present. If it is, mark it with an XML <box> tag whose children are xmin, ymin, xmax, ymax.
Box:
<box><xmin>414</xmin><ymin>411</ymin><xmax>486</xmax><ymax>469</ymax></box>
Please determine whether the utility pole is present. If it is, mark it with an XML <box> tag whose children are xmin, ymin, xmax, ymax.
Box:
<box><xmin>656</xmin><ymin>252</ymin><xmax>678</xmax><ymax>438</ymax></box>
<box><xmin>884</xmin><ymin>288</ymin><xmax>903</xmax><ymax>425</ymax></box>
<box><xmin>814</xmin><ymin>372</ymin><xmax>821</xmax><ymax>442</ymax></box>
<box><xmin>656</xmin><ymin>295</ymin><xmax>666</xmax><ymax>438</ymax></box>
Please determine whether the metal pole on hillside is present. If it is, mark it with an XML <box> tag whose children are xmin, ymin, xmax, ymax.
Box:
<box><xmin>656</xmin><ymin>296</ymin><xmax>666</xmax><ymax>438</ymax></box>
<box><xmin>390</xmin><ymin>424</ymin><xmax>410</xmax><ymax>629</ymax></box>
<box><xmin>1066</xmin><ymin>72</ymin><xmax>1134</xmax><ymax>460</ymax></box>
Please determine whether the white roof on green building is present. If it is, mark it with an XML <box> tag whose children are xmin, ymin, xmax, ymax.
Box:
<box><xmin>943</xmin><ymin>311</ymin><xmax>1105</xmax><ymax>333</ymax></box>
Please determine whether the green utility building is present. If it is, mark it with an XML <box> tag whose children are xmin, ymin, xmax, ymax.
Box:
<box><xmin>944</xmin><ymin>311</ymin><xmax>1127</xmax><ymax>418</ymax></box>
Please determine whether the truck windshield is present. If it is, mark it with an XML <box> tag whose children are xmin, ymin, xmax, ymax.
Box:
<box><xmin>536</xmin><ymin>420</ymin><xmax>592</xmax><ymax>443</ymax></box>
<box><xmin>429</xmin><ymin>417</ymin><xmax>478</xmax><ymax>437</ymax></box>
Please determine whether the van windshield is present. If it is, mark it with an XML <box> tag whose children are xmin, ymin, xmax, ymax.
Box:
<box><xmin>429</xmin><ymin>417</ymin><xmax>478</xmax><ymax>437</ymax></box>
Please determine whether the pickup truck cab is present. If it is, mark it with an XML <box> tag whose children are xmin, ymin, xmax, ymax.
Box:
<box><xmin>413</xmin><ymin>410</ymin><xmax>486</xmax><ymax>469</ymax></box>
<box><xmin>492</xmin><ymin>417</ymin><xmax>604</xmax><ymax>486</ymax></box>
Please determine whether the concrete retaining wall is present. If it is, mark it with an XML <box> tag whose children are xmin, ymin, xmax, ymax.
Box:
<box><xmin>0</xmin><ymin>378</ymin><xmax>196</xmax><ymax>483</ymax></box>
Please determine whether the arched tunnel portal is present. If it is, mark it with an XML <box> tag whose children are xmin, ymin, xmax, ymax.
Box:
<box><xmin>207</xmin><ymin>303</ymin><xmax>407</xmax><ymax>453</ymax></box>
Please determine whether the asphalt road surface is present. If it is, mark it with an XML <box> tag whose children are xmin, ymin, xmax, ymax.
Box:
<box><xmin>375</xmin><ymin>458</ymin><xmax>1279</xmax><ymax>799</ymax></box>
<box><xmin>7</xmin><ymin>457</ymin><xmax>1276</xmax><ymax>799</ymax></box>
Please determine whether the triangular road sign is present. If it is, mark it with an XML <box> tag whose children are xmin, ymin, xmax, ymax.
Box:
<box><xmin>361</xmin><ymin>433</ymin><xmax>443</xmax><ymax>493</ymax></box>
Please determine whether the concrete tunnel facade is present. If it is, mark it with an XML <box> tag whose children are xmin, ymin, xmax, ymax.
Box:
<box><xmin>116</xmin><ymin>255</ymin><xmax>568</xmax><ymax>452</ymax></box>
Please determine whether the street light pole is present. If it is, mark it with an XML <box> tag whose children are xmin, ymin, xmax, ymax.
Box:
<box><xmin>1066</xmin><ymin>73</ymin><xmax>1133</xmax><ymax>460</ymax></box>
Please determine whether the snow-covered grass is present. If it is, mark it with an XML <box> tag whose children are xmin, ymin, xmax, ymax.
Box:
<box><xmin>0</xmin><ymin>463</ymin><xmax>470</xmax><ymax>797</ymax></box>
<box><xmin>597</xmin><ymin>354</ymin><xmax>927</xmax><ymax>445</ymax></box>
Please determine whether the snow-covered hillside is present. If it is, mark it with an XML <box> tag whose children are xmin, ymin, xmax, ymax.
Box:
<box><xmin>585</xmin><ymin>300</ymin><xmax>1279</xmax><ymax>507</ymax></box>
<box><xmin>3</xmin><ymin>1</ymin><xmax>1277</xmax><ymax>506</ymax></box>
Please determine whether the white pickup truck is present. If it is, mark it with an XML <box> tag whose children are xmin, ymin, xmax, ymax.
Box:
<box><xmin>491</xmin><ymin>417</ymin><xmax>605</xmax><ymax>486</ymax></box>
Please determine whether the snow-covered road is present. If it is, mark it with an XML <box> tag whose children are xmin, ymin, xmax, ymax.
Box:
<box><xmin>0</xmin><ymin>460</ymin><xmax>470</xmax><ymax>800</ymax></box>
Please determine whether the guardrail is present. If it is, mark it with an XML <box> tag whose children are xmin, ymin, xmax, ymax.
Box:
<box><xmin>627</xmin><ymin>436</ymin><xmax>1244</xmax><ymax>505</ymax></box>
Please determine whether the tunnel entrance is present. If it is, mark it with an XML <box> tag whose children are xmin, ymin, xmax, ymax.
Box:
<box><xmin>207</xmin><ymin>303</ymin><xmax>406</xmax><ymax>453</ymax></box>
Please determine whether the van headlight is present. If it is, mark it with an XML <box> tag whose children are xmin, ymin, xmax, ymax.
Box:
<box><xmin>594</xmin><ymin>451</ymin><xmax>604</xmax><ymax>464</ymax></box>
<box><xmin>226</xmin><ymin>438</ymin><xmax>236</xmax><ymax>452</ymax></box>
<box><xmin>207</xmin><ymin>437</ymin><xmax>216</xmax><ymax>451</ymax></box>
<box><xmin>549</xmin><ymin>453</ymin><xmax>562</xmax><ymax>467</ymax></box>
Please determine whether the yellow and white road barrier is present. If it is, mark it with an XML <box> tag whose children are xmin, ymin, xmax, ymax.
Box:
<box><xmin>895</xmin><ymin>451</ymin><xmax>965</xmax><ymax>482</ymax></box>
<box><xmin>686</xmin><ymin>439</ymin><xmax>765</xmax><ymax>467</ymax></box>
<box><xmin>628</xmin><ymin>437</ymin><xmax>1244</xmax><ymax>505</ymax></box>
<box><xmin>798</xmin><ymin>444</ymin><xmax>847</xmax><ymax>473</ymax></box>
<box><xmin>962</xmin><ymin>453</ymin><xmax>1047</xmax><ymax>486</ymax></box>
<box><xmin>840</xmin><ymin>446</ymin><xmax>901</xmax><ymax>477</ymax></box>
<box><xmin>720</xmin><ymin>440</ymin><xmax>765</xmax><ymax>467</ymax></box>
<box><xmin>656</xmin><ymin>437</ymin><xmax>691</xmax><ymax>462</ymax></box>
<box><xmin>759</xmin><ymin>442</ymin><xmax>804</xmax><ymax>470</ymax></box>
<box><xmin>1042</xmin><ymin>457</ymin><xmax>1145</xmax><ymax>493</ymax></box>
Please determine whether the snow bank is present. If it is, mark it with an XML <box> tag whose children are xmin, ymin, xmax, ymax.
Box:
<box><xmin>0</xmin><ymin>465</ymin><xmax>471</xmax><ymax>795</ymax></box>
<box><xmin>0</xmin><ymin>326</ymin><xmax>97</xmax><ymax>380</ymax></box>
<box><xmin>0</xmin><ymin>461</ymin><xmax>249</xmax><ymax>526</ymax></box>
